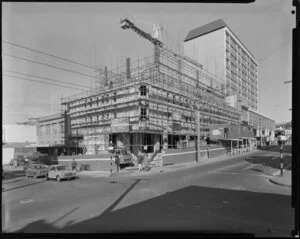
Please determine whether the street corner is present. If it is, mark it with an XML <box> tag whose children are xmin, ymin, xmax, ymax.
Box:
<box><xmin>269</xmin><ymin>171</ymin><xmax>291</xmax><ymax>188</ymax></box>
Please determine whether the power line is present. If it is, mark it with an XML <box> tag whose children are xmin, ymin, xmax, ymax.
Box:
<box><xmin>2</xmin><ymin>40</ymin><xmax>97</xmax><ymax>70</ymax></box>
<box><xmin>3</xmin><ymin>69</ymin><xmax>90</xmax><ymax>89</ymax></box>
<box><xmin>3</xmin><ymin>53</ymin><xmax>97</xmax><ymax>80</ymax></box>
<box><xmin>258</xmin><ymin>41</ymin><xmax>291</xmax><ymax>63</ymax></box>
<box><xmin>3</xmin><ymin>74</ymin><xmax>84</xmax><ymax>91</ymax></box>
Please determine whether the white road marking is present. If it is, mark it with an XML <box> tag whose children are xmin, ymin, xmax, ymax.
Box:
<box><xmin>20</xmin><ymin>199</ymin><xmax>34</xmax><ymax>204</ymax></box>
<box><xmin>215</xmin><ymin>161</ymin><xmax>249</xmax><ymax>172</ymax></box>
<box><xmin>208</xmin><ymin>171</ymin><xmax>271</xmax><ymax>178</ymax></box>
<box><xmin>242</xmin><ymin>164</ymin><xmax>257</xmax><ymax>171</ymax></box>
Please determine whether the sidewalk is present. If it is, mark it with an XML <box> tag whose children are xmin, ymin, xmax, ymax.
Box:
<box><xmin>269</xmin><ymin>168</ymin><xmax>291</xmax><ymax>188</ymax></box>
<box><xmin>111</xmin><ymin>149</ymin><xmax>260</xmax><ymax>177</ymax></box>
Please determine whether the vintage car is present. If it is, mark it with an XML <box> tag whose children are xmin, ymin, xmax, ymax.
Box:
<box><xmin>47</xmin><ymin>165</ymin><xmax>76</xmax><ymax>182</ymax></box>
<box><xmin>25</xmin><ymin>164</ymin><xmax>48</xmax><ymax>178</ymax></box>
<box><xmin>112</xmin><ymin>147</ymin><xmax>133</xmax><ymax>166</ymax></box>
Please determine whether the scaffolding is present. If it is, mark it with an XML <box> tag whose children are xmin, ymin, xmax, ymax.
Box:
<box><xmin>60</xmin><ymin>48</ymin><xmax>241</xmax><ymax>156</ymax></box>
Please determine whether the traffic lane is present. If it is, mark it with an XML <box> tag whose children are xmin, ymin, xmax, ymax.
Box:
<box><xmin>3</xmin><ymin>149</ymin><xmax>291</xmax><ymax>232</ymax></box>
<box><xmin>4</xmin><ymin>165</ymin><xmax>292</xmax><ymax>234</ymax></box>
<box><xmin>2</xmin><ymin>176</ymin><xmax>138</xmax><ymax>232</ymax></box>
<box><xmin>19</xmin><ymin>185</ymin><xmax>293</xmax><ymax>236</ymax></box>
<box><xmin>112</xmin><ymin>157</ymin><xmax>291</xmax><ymax>213</ymax></box>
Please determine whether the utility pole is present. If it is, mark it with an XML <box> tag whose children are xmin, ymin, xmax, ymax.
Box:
<box><xmin>195</xmin><ymin>110</ymin><xmax>201</xmax><ymax>163</ymax></box>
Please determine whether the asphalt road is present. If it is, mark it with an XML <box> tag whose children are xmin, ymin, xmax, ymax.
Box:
<box><xmin>2</xmin><ymin>145</ymin><xmax>294</xmax><ymax>236</ymax></box>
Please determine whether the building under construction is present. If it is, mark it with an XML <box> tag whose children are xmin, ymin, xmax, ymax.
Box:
<box><xmin>61</xmin><ymin>18</ymin><xmax>242</xmax><ymax>156</ymax></box>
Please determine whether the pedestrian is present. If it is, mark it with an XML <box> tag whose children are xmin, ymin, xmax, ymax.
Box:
<box><xmin>206</xmin><ymin>136</ymin><xmax>211</xmax><ymax>147</ymax></box>
<box><xmin>115</xmin><ymin>154</ymin><xmax>120</xmax><ymax>172</ymax></box>
<box><xmin>71</xmin><ymin>158</ymin><xmax>77</xmax><ymax>172</ymax></box>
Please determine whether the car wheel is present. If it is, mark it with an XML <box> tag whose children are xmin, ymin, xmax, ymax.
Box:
<box><xmin>56</xmin><ymin>176</ymin><xmax>61</xmax><ymax>182</ymax></box>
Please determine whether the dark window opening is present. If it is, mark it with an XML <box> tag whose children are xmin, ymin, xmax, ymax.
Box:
<box><xmin>140</xmin><ymin>85</ymin><xmax>147</xmax><ymax>96</ymax></box>
<box><xmin>113</xmin><ymin>92</ymin><xmax>117</xmax><ymax>102</ymax></box>
<box><xmin>114</xmin><ymin>112</ymin><xmax>117</xmax><ymax>118</ymax></box>
<box><xmin>140</xmin><ymin>107</ymin><xmax>147</xmax><ymax>120</ymax></box>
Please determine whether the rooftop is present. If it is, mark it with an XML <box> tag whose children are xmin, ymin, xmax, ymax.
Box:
<box><xmin>184</xmin><ymin>19</ymin><xmax>256</xmax><ymax>62</ymax></box>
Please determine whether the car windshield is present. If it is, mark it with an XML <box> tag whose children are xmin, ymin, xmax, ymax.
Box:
<box><xmin>57</xmin><ymin>166</ymin><xmax>66</xmax><ymax>171</ymax></box>
<box><xmin>121</xmin><ymin>150</ymin><xmax>128</xmax><ymax>155</ymax></box>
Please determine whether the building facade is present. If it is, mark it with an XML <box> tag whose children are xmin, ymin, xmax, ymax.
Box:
<box><xmin>37</xmin><ymin>113</ymin><xmax>65</xmax><ymax>146</ymax></box>
<box><xmin>248</xmin><ymin>109</ymin><xmax>275</xmax><ymax>140</ymax></box>
<box><xmin>183</xmin><ymin>19</ymin><xmax>259</xmax><ymax>114</ymax></box>
<box><xmin>2</xmin><ymin>122</ymin><xmax>37</xmax><ymax>144</ymax></box>
<box><xmin>62</xmin><ymin>50</ymin><xmax>241</xmax><ymax>156</ymax></box>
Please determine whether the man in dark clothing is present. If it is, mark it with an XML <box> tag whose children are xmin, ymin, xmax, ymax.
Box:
<box><xmin>72</xmin><ymin>158</ymin><xmax>77</xmax><ymax>172</ymax></box>
<box><xmin>115</xmin><ymin>154</ymin><xmax>120</xmax><ymax>172</ymax></box>
<box><xmin>206</xmin><ymin>136</ymin><xmax>211</xmax><ymax>147</ymax></box>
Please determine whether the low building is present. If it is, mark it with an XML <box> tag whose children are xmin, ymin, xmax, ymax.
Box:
<box><xmin>248</xmin><ymin>109</ymin><xmax>275</xmax><ymax>141</ymax></box>
<box><xmin>37</xmin><ymin>113</ymin><xmax>65</xmax><ymax>146</ymax></box>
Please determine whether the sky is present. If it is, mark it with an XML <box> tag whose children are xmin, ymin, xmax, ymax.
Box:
<box><xmin>2</xmin><ymin>1</ymin><xmax>295</xmax><ymax>124</ymax></box>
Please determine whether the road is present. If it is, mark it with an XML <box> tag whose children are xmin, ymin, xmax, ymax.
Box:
<box><xmin>2</xmin><ymin>145</ymin><xmax>294</xmax><ymax>236</ymax></box>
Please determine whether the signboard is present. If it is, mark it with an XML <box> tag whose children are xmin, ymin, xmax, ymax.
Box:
<box><xmin>111</xmin><ymin>118</ymin><xmax>130</xmax><ymax>133</ymax></box>
<box><xmin>212</xmin><ymin>129</ymin><xmax>221</xmax><ymax>136</ymax></box>
<box><xmin>139</xmin><ymin>121</ymin><xmax>149</xmax><ymax>130</ymax></box>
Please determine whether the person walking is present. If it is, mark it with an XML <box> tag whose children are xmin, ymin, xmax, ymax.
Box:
<box><xmin>206</xmin><ymin>135</ymin><xmax>211</xmax><ymax>147</ymax></box>
<box><xmin>71</xmin><ymin>158</ymin><xmax>77</xmax><ymax>172</ymax></box>
<box><xmin>115</xmin><ymin>154</ymin><xmax>120</xmax><ymax>172</ymax></box>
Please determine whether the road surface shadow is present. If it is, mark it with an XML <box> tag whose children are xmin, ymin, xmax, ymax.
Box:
<box><xmin>259</xmin><ymin>145</ymin><xmax>292</xmax><ymax>154</ymax></box>
<box><xmin>14</xmin><ymin>185</ymin><xmax>294</xmax><ymax>236</ymax></box>
<box><xmin>2</xmin><ymin>170</ymin><xmax>26</xmax><ymax>180</ymax></box>
<box><xmin>245</xmin><ymin>155</ymin><xmax>291</xmax><ymax>171</ymax></box>
<box><xmin>2</xmin><ymin>179</ymin><xmax>47</xmax><ymax>192</ymax></box>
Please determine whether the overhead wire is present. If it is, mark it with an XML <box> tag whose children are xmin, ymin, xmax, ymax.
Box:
<box><xmin>3</xmin><ymin>53</ymin><xmax>98</xmax><ymax>80</ymax></box>
<box><xmin>2</xmin><ymin>40</ymin><xmax>97</xmax><ymax>70</ymax></box>
<box><xmin>3</xmin><ymin>74</ymin><xmax>84</xmax><ymax>91</ymax></box>
<box><xmin>3</xmin><ymin>69</ymin><xmax>90</xmax><ymax>89</ymax></box>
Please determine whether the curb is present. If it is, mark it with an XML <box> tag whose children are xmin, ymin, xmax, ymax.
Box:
<box><xmin>269</xmin><ymin>178</ymin><xmax>291</xmax><ymax>188</ymax></box>
<box><xmin>271</xmin><ymin>162</ymin><xmax>292</xmax><ymax>176</ymax></box>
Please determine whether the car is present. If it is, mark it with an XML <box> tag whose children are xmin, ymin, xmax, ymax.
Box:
<box><xmin>25</xmin><ymin>164</ymin><xmax>48</xmax><ymax>178</ymax></box>
<box><xmin>112</xmin><ymin>147</ymin><xmax>133</xmax><ymax>165</ymax></box>
<box><xmin>47</xmin><ymin>165</ymin><xmax>76</xmax><ymax>182</ymax></box>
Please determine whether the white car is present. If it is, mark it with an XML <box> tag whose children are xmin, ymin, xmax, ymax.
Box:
<box><xmin>47</xmin><ymin>165</ymin><xmax>76</xmax><ymax>182</ymax></box>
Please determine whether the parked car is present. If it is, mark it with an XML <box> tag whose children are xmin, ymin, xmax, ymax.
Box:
<box><xmin>112</xmin><ymin>147</ymin><xmax>133</xmax><ymax>166</ymax></box>
<box><xmin>25</xmin><ymin>164</ymin><xmax>48</xmax><ymax>178</ymax></box>
<box><xmin>47</xmin><ymin>165</ymin><xmax>76</xmax><ymax>182</ymax></box>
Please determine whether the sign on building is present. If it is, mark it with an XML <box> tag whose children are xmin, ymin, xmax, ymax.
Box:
<box><xmin>111</xmin><ymin>118</ymin><xmax>130</xmax><ymax>133</ymax></box>
<box><xmin>212</xmin><ymin>129</ymin><xmax>221</xmax><ymax>136</ymax></box>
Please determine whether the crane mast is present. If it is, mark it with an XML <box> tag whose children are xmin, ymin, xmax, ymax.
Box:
<box><xmin>120</xmin><ymin>18</ymin><xmax>162</xmax><ymax>66</ymax></box>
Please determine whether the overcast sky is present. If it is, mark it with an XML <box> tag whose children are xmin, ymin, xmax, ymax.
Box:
<box><xmin>2</xmin><ymin>1</ymin><xmax>295</xmax><ymax>124</ymax></box>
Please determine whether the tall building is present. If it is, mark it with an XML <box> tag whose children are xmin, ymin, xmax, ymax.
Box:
<box><xmin>184</xmin><ymin>19</ymin><xmax>259</xmax><ymax>117</ymax></box>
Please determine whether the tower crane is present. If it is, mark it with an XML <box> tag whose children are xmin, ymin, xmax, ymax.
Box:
<box><xmin>120</xmin><ymin>17</ymin><xmax>162</xmax><ymax>66</ymax></box>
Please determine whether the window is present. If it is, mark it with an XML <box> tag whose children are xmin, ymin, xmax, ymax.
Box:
<box><xmin>140</xmin><ymin>107</ymin><xmax>147</xmax><ymax>120</ymax></box>
<box><xmin>140</xmin><ymin>85</ymin><xmax>147</xmax><ymax>96</ymax></box>
<box><xmin>97</xmin><ymin>97</ymin><xmax>99</xmax><ymax>106</ymax></box>
<box><xmin>114</xmin><ymin>112</ymin><xmax>117</xmax><ymax>118</ymax></box>
<box><xmin>102</xmin><ymin>96</ymin><xmax>104</xmax><ymax>104</ymax></box>
<box><xmin>106</xmin><ymin>113</ymin><xmax>109</xmax><ymax>119</ymax></box>
<box><xmin>113</xmin><ymin>92</ymin><xmax>117</xmax><ymax>102</ymax></box>
<box><xmin>106</xmin><ymin>95</ymin><xmax>109</xmax><ymax>103</ymax></box>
